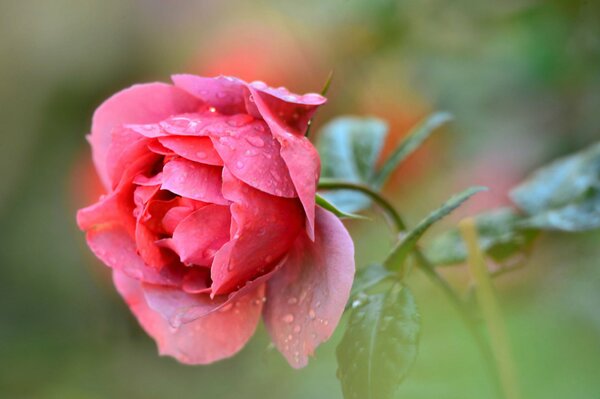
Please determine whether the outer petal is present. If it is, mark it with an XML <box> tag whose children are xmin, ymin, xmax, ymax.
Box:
<box><xmin>91</xmin><ymin>83</ymin><xmax>201</xmax><ymax>188</ymax></box>
<box><xmin>161</xmin><ymin>158</ymin><xmax>228</xmax><ymax>205</ymax></box>
<box><xmin>248</xmin><ymin>86</ymin><xmax>323</xmax><ymax>239</ymax></box>
<box><xmin>247</xmin><ymin>81</ymin><xmax>326</xmax><ymax>133</ymax></box>
<box><xmin>210</xmin><ymin>169</ymin><xmax>304</xmax><ymax>295</ymax></box>
<box><xmin>113</xmin><ymin>271</ymin><xmax>264</xmax><ymax>365</ymax></box>
<box><xmin>143</xmin><ymin>257</ymin><xmax>284</xmax><ymax>327</ymax></box>
<box><xmin>263</xmin><ymin>207</ymin><xmax>355</xmax><ymax>368</ymax></box>
<box><xmin>171</xmin><ymin>74</ymin><xmax>247</xmax><ymax>115</ymax></box>
<box><xmin>85</xmin><ymin>223</ymin><xmax>185</xmax><ymax>286</ymax></box>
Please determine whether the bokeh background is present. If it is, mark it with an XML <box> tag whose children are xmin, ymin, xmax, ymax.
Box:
<box><xmin>1</xmin><ymin>1</ymin><xmax>599</xmax><ymax>398</ymax></box>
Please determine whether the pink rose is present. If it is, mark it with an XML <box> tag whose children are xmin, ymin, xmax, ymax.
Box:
<box><xmin>76</xmin><ymin>75</ymin><xmax>355</xmax><ymax>367</ymax></box>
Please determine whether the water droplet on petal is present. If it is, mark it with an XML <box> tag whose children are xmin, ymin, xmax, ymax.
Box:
<box><xmin>245</xmin><ymin>136</ymin><xmax>265</xmax><ymax>147</ymax></box>
<box><xmin>293</xmin><ymin>325</ymin><xmax>301</xmax><ymax>333</ymax></box>
<box><xmin>236</xmin><ymin>161</ymin><xmax>244</xmax><ymax>169</ymax></box>
<box><xmin>308</xmin><ymin>309</ymin><xmax>316</xmax><ymax>319</ymax></box>
<box><xmin>287</xmin><ymin>297</ymin><xmax>298</xmax><ymax>305</ymax></box>
<box><xmin>282</xmin><ymin>314</ymin><xmax>294</xmax><ymax>323</ymax></box>
<box><xmin>219</xmin><ymin>303</ymin><xmax>233</xmax><ymax>312</ymax></box>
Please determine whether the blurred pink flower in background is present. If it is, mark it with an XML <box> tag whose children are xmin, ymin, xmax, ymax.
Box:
<box><xmin>190</xmin><ymin>22</ymin><xmax>326</xmax><ymax>93</ymax></box>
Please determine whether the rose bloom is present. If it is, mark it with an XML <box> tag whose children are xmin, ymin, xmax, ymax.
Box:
<box><xmin>76</xmin><ymin>75</ymin><xmax>355</xmax><ymax>367</ymax></box>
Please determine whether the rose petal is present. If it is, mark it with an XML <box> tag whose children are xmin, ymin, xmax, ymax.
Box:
<box><xmin>248</xmin><ymin>87</ymin><xmax>322</xmax><ymax>240</ymax></box>
<box><xmin>91</xmin><ymin>83</ymin><xmax>201</xmax><ymax>188</ymax></box>
<box><xmin>210</xmin><ymin>169</ymin><xmax>304</xmax><ymax>295</ymax></box>
<box><xmin>86</xmin><ymin>224</ymin><xmax>185</xmax><ymax>286</ymax></box>
<box><xmin>168</xmin><ymin>204</ymin><xmax>231</xmax><ymax>267</ymax></box>
<box><xmin>135</xmin><ymin>219</ymin><xmax>176</xmax><ymax>269</ymax></box>
<box><xmin>248</xmin><ymin>81</ymin><xmax>326</xmax><ymax>133</ymax></box>
<box><xmin>161</xmin><ymin>158</ymin><xmax>227</xmax><ymax>205</ymax></box>
<box><xmin>105</xmin><ymin>127</ymin><xmax>150</xmax><ymax>188</ymax></box>
<box><xmin>158</xmin><ymin>136</ymin><xmax>223</xmax><ymax>166</ymax></box>
<box><xmin>172</xmin><ymin>74</ymin><xmax>247</xmax><ymax>115</ymax></box>
<box><xmin>263</xmin><ymin>207</ymin><xmax>355</xmax><ymax>368</ymax></box>
<box><xmin>209</xmin><ymin>118</ymin><xmax>296</xmax><ymax>198</ymax></box>
<box><xmin>113</xmin><ymin>271</ymin><xmax>264</xmax><ymax>365</ymax></box>
<box><xmin>143</xmin><ymin>257</ymin><xmax>283</xmax><ymax>327</ymax></box>
<box><xmin>162</xmin><ymin>206</ymin><xmax>195</xmax><ymax>235</ymax></box>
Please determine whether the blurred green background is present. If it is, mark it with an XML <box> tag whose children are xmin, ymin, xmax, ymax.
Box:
<box><xmin>1</xmin><ymin>0</ymin><xmax>599</xmax><ymax>398</ymax></box>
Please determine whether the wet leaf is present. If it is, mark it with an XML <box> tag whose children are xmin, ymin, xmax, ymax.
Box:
<box><xmin>337</xmin><ymin>283</ymin><xmax>420</xmax><ymax>399</ymax></box>
<box><xmin>373</xmin><ymin>112</ymin><xmax>452</xmax><ymax>188</ymax></box>
<box><xmin>511</xmin><ymin>142</ymin><xmax>600</xmax><ymax>231</ymax></box>
<box><xmin>384</xmin><ymin>186</ymin><xmax>487</xmax><ymax>271</ymax></box>
<box><xmin>317</xmin><ymin>116</ymin><xmax>388</xmax><ymax>212</ymax></box>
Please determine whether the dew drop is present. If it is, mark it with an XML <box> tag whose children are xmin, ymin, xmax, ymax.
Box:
<box><xmin>245</xmin><ymin>136</ymin><xmax>265</xmax><ymax>147</ymax></box>
<box><xmin>209</xmin><ymin>107</ymin><xmax>216</xmax><ymax>113</ymax></box>
<box><xmin>287</xmin><ymin>297</ymin><xmax>298</xmax><ymax>305</ymax></box>
<box><xmin>282</xmin><ymin>314</ymin><xmax>294</xmax><ymax>323</ymax></box>
<box><xmin>293</xmin><ymin>325</ymin><xmax>301</xmax><ymax>333</ymax></box>
<box><xmin>308</xmin><ymin>309</ymin><xmax>316</xmax><ymax>319</ymax></box>
<box><xmin>236</xmin><ymin>161</ymin><xmax>244</xmax><ymax>169</ymax></box>
<box><xmin>219</xmin><ymin>303</ymin><xmax>233</xmax><ymax>313</ymax></box>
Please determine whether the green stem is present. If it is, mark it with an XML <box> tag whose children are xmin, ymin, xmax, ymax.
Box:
<box><xmin>317</xmin><ymin>179</ymin><xmax>406</xmax><ymax>230</ymax></box>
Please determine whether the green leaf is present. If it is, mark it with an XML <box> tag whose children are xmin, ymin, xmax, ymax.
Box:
<box><xmin>373</xmin><ymin>112</ymin><xmax>453</xmax><ymax>188</ymax></box>
<box><xmin>317</xmin><ymin>116</ymin><xmax>388</xmax><ymax>212</ymax></box>
<box><xmin>510</xmin><ymin>141</ymin><xmax>600</xmax><ymax>231</ymax></box>
<box><xmin>350</xmin><ymin>264</ymin><xmax>395</xmax><ymax>299</ymax></box>
<box><xmin>337</xmin><ymin>283</ymin><xmax>420</xmax><ymax>399</ymax></box>
<box><xmin>425</xmin><ymin>208</ymin><xmax>539</xmax><ymax>266</ymax></box>
<box><xmin>316</xmin><ymin>193</ymin><xmax>367</xmax><ymax>220</ymax></box>
<box><xmin>384</xmin><ymin>186</ymin><xmax>487</xmax><ymax>271</ymax></box>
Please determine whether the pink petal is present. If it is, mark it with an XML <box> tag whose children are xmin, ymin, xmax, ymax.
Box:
<box><xmin>162</xmin><ymin>206</ymin><xmax>195</xmax><ymax>235</ymax></box>
<box><xmin>158</xmin><ymin>136</ymin><xmax>223</xmax><ymax>166</ymax></box>
<box><xmin>132</xmin><ymin>172</ymin><xmax>163</xmax><ymax>187</ymax></box>
<box><xmin>143</xmin><ymin>257</ymin><xmax>283</xmax><ymax>327</ymax></box>
<box><xmin>248</xmin><ymin>87</ymin><xmax>322</xmax><ymax>240</ymax></box>
<box><xmin>210</xmin><ymin>170</ymin><xmax>304</xmax><ymax>295</ymax></box>
<box><xmin>248</xmin><ymin>81</ymin><xmax>326</xmax><ymax>133</ymax></box>
<box><xmin>147</xmin><ymin>140</ymin><xmax>173</xmax><ymax>155</ymax></box>
<box><xmin>209</xmin><ymin>118</ymin><xmax>296</xmax><ymax>198</ymax></box>
<box><xmin>159</xmin><ymin>113</ymin><xmax>223</xmax><ymax>136</ymax></box>
<box><xmin>172</xmin><ymin>74</ymin><xmax>247</xmax><ymax>115</ymax></box>
<box><xmin>91</xmin><ymin>83</ymin><xmax>201</xmax><ymax>188</ymax></box>
<box><xmin>161</xmin><ymin>158</ymin><xmax>227</xmax><ymax>205</ymax></box>
<box><xmin>105</xmin><ymin>127</ymin><xmax>149</xmax><ymax>189</ymax></box>
<box><xmin>77</xmin><ymin>192</ymin><xmax>133</xmax><ymax>233</ymax></box>
<box><xmin>85</xmin><ymin>224</ymin><xmax>185</xmax><ymax>286</ymax></box>
<box><xmin>135</xmin><ymin>219</ymin><xmax>176</xmax><ymax>269</ymax></box>
<box><xmin>113</xmin><ymin>271</ymin><xmax>264</xmax><ymax>365</ymax></box>
<box><xmin>168</xmin><ymin>204</ymin><xmax>231</xmax><ymax>267</ymax></box>
<box><xmin>263</xmin><ymin>207</ymin><xmax>355</xmax><ymax>368</ymax></box>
